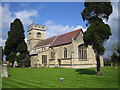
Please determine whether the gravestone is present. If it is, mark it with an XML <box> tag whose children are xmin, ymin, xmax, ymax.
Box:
<box><xmin>13</xmin><ymin>61</ymin><xmax>18</xmax><ymax>68</ymax></box>
<box><xmin>60</xmin><ymin>78</ymin><xmax>64</xmax><ymax>83</ymax></box>
<box><xmin>1</xmin><ymin>64</ymin><xmax>8</xmax><ymax>77</ymax></box>
<box><xmin>114</xmin><ymin>63</ymin><xmax>118</xmax><ymax>69</ymax></box>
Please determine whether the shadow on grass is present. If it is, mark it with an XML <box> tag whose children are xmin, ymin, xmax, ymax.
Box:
<box><xmin>75</xmin><ymin>69</ymin><xmax>96</xmax><ymax>75</ymax></box>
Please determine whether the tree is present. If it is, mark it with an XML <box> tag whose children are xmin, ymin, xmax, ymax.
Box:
<box><xmin>4</xmin><ymin>18</ymin><xmax>29</xmax><ymax>66</ymax></box>
<box><xmin>111</xmin><ymin>42</ymin><xmax>120</xmax><ymax>62</ymax></box>
<box><xmin>81</xmin><ymin>1</ymin><xmax>113</xmax><ymax>75</ymax></box>
<box><xmin>0</xmin><ymin>46</ymin><xmax>3</xmax><ymax>65</ymax></box>
<box><xmin>111</xmin><ymin>52</ymin><xmax>118</xmax><ymax>62</ymax></box>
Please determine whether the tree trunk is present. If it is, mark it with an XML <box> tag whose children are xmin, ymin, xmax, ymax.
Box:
<box><xmin>11</xmin><ymin>61</ymin><xmax>14</xmax><ymax>67</ymax></box>
<box><xmin>96</xmin><ymin>54</ymin><xmax>103</xmax><ymax>76</ymax></box>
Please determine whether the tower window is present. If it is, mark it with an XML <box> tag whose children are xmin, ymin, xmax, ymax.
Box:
<box><xmin>29</xmin><ymin>33</ymin><xmax>31</xmax><ymax>39</ymax></box>
<box><xmin>37</xmin><ymin>32</ymin><xmax>41</xmax><ymax>38</ymax></box>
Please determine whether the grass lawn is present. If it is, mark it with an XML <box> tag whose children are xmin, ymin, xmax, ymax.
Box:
<box><xmin>2</xmin><ymin>66</ymin><xmax>118</xmax><ymax>88</ymax></box>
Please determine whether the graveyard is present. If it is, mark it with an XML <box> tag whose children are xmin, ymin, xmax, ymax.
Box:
<box><xmin>1</xmin><ymin>66</ymin><xmax>118</xmax><ymax>88</ymax></box>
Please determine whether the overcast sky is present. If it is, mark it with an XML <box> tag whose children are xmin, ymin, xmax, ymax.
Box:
<box><xmin>0</xmin><ymin>1</ymin><xmax>119</xmax><ymax>58</ymax></box>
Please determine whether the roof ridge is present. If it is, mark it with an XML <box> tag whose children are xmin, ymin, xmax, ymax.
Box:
<box><xmin>45</xmin><ymin>36</ymin><xmax>56</xmax><ymax>40</ymax></box>
<box><xmin>34</xmin><ymin>28</ymin><xmax>82</xmax><ymax>48</ymax></box>
<box><xmin>56</xmin><ymin>28</ymin><xmax>82</xmax><ymax>37</ymax></box>
<box><xmin>42</xmin><ymin>28</ymin><xmax>82</xmax><ymax>41</ymax></box>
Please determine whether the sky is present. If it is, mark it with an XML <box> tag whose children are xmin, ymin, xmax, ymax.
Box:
<box><xmin>0</xmin><ymin>1</ymin><xmax>119</xmax><ymax>58</ymax></box>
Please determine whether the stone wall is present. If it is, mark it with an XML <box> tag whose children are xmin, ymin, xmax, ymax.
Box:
<box><xmin>27</xmin><ymin>24</ymin><xmax>46</xmax><ymax>51</ymax></box>
<box><xmin>29</xmin><ymin>28</ymin><xmax>104</xmax><ymax>68</ymax></box>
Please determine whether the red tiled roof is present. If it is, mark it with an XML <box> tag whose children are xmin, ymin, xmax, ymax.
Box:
<box><xmin>34</xmin><ymin>36</ymin><xmax>56</xmax><ymax>47</ymax></box>
<box><xmin>34</xmin><ymin>28</ymin><xmax>82</xmax><ymax>48</ymax></box>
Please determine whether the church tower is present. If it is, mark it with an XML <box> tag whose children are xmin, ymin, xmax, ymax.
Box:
<box><xmin>27</xmin><ymin>23</ymin><xmax>46</xmax><ymax>51</ymax></box>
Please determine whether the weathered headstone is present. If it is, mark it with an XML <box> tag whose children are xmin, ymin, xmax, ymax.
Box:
<box><xmin>13</xmin><ymin>61</ymin><xmax>18</xmax><ymax>68</ymax></box>
<box><xmin>1</xmin><ymin>64</ymin><xmax>8</xmax><ymax>77</ymax></box>
<box><xmin>22</xmin><ymin>64</ymin><xmax>25</xmax><ymax>69</ymax></box>
<box><xmin>114</xmin><ymin>63</ymin><xmax>118</xmax><ymax>69</ymax></box>
<box><xmin>111</xmin><ymin>62</ymin><xmax>113</xmax><ymax>66</ymax></box>
<box><xmin>60</xmin><ymin>78</ymin><xmax>64</xmax><ymax>83</ymax></box>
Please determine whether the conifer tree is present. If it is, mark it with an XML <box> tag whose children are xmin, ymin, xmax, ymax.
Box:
<box><xmin>4</xmin><ymin>18</ymin><xmax>29</xmax><ymax>65</ymax></box>
<box><xmin>81</xmin><ymin>1</ymin><xmax>113</xmax><ymax>75</ymax></box>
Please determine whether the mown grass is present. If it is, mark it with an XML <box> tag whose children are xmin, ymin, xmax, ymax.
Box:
<box><xmin>2</xmin><ymin>66</ymin><xmax>118</xmax><ymax>88</ymax></box>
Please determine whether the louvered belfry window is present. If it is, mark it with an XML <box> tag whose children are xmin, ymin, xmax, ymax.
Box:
<box><xmin>37</xmin><ymin>32</ymin><xmax>41</xmax><ymax>38</ymax></box>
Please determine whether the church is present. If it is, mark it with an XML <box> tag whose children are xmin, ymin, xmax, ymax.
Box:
<box><xmin>27</xmin><ymin>23</ymin><xmax>104</xmax><ymax>68</ymax></box>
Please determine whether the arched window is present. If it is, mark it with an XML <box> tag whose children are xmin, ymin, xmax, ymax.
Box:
<box><xmin>78</xmin><ymin>45</ymin><xmax>87</xmax><ymax>60</ymax></box>
<box><xmin>64</xmin><ymin>47</ymin><xmax>67</xmax><ymax>58</ymax></box>
<box><xmin>51</xmin><ymin>49</ymin><xmax>55</xmax><ymax>59</ymax></box>
<box><xmin>37</xmin><ymin>32</ymin><xmax>41</xmax><ymax>38</ymax></box>
<box><xmin>51</xmin><ymin>52</ymin><xmax>55</xmax><ymax>59</ymax></box>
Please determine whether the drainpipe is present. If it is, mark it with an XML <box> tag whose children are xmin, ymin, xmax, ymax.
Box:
<box><xmin>54</xmin><ymin>50</ymin><xmax>57</xmax><ymax>67</ymax></box>
<box><xmin>71</xmin><ymin>37</ymin><xmax>74</xmax><ymax>67</ymax></box>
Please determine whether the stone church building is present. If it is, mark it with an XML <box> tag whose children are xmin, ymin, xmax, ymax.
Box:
<box><xmin>27</xmin><ymin>24</ymin><xmax>104</xmax><ymax>68</ymax></box>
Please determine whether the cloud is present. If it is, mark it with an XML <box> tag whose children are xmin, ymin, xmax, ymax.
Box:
<box><xmin>0</xmin><ymin>4</ymin><xmax>11</xmax><ymax>46</ymax></box>
<box><xmin>15</xmin><ymin>10</ymin><xmax>38</xmax><ymax>25</ymax></box>
<box><xmin>0</xmin><ymin>37</ymin><xmax>6</xmax><ymax>47</ymax></box>
<box><xmin>74</xmin><ymin>25</ymin><xmax>87</xmax><ymax>32</ymax></box>
<box><xmin>0</xmin><ymin>4</ymin><xmax>2</xmax><ymax>29</ymax></box>
<box><xmin>103</xmin><ymin>2</ymin><xmax>119</xmax><ymax>58</ymax></box>
<box><xmin>0</xmin><ymin>32</ymin><xmax>7</xmax><ymax>47</ymax></box>
<box><xmin>1</xmin><ymin>4</ymin><xmax>13</xmax><ymax>30</ymax></box>
<box><xmin>25</xmin><ymin>38</ymin><xmax>27</xmax><ymax>43</ymax></box>
<box><xmin>0</xmin><ymin>4</ymin><xmax>38</xmax><ymax>47</ymax></box>
<box><xmin>0</xmin><ymin>3</ymin><xmax>2</xmax><ymax>46</ymax></box>
<box><xmin>1</xmin><ymin>3</ymin><xmax>38</xmax><ymax>29</ymax></box>
<box><xmin>45</xmin><ymin>20</ymin><xmax>86</xmax><ymax>38</ymax></box>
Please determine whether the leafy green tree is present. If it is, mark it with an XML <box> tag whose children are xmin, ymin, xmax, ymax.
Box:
<box><xmin>81</xmin><ymin>1</ymin><xmax>113</xmax><ymax>75</ymax></box>
<box><xmin>111</xmin><ymin>52</ymin><xmax>118</xmax><ymax>62</ymax></box>
<box><xmin>0</xmin><ymin>46</ymin><xmax>3</xmax><ymax>65</ymax></box>
<box><xmin>112</xmin><ymin>42</ymin><xmax>120</xmax><ymax>62</ymax></box>
<box><xmin>4</xmin><ymin>18</ymin><xmax>29</xmax><ymax>65</ymax></box>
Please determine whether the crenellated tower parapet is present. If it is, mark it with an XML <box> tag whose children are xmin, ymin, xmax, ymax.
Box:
<box><xmin>27</xmin><ymin>23</ymin><xmax>46</xmax><ymax>51</ymax></box>
<box><xmin>28</xmin><ymin>23</ymin><xmax>46</xmax><ymax>31</ymax></box>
